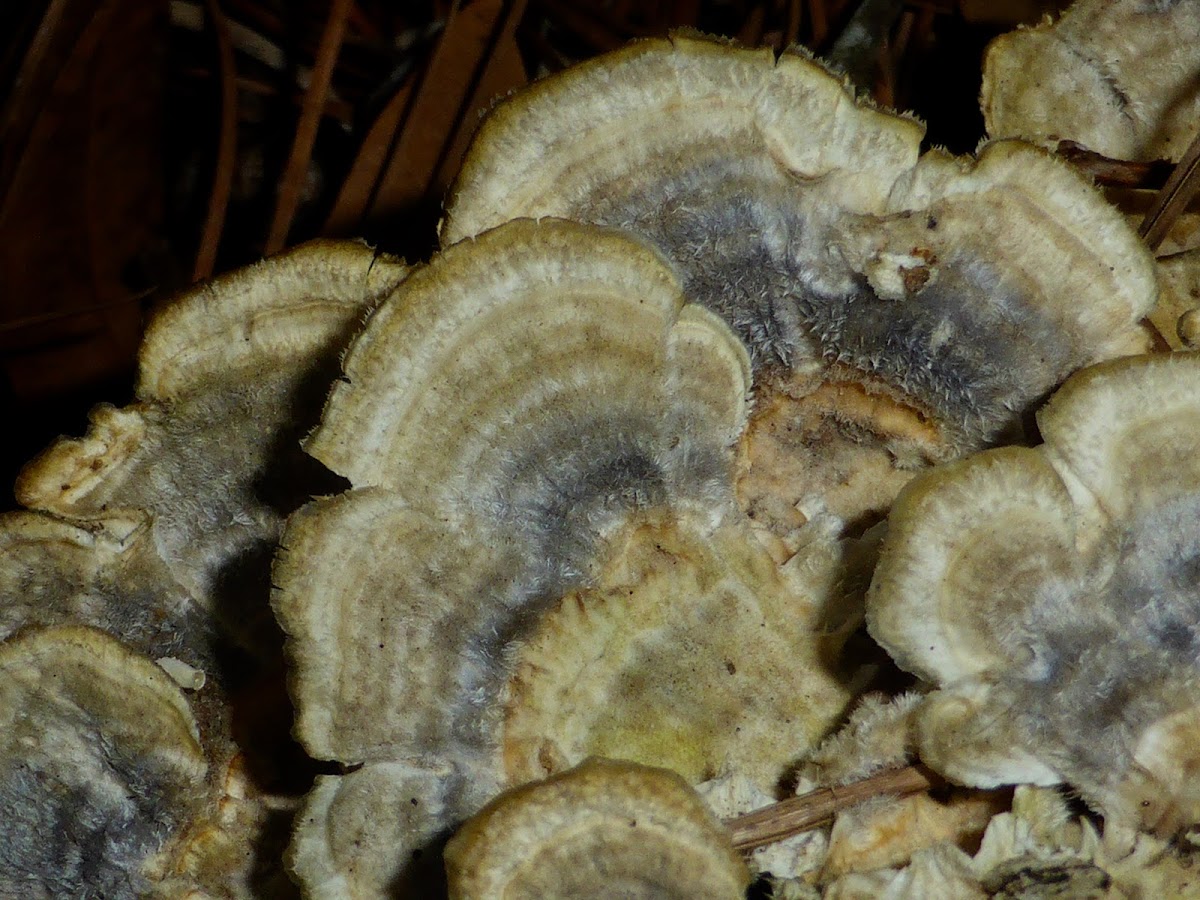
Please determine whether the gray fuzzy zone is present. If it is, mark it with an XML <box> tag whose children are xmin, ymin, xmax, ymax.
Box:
<box><xmin>991</xmin><ymin>493</ymin><xmax>1200</xmax><ymax>800</ymax></box>
<box><xmin>79</xmin><ymin>358</ymin><xmax>347</xmax><ymax>661</ymax></box>
<box><xmin>585</xmin><ymin>158</ymin><xmax>821</xmax><ymax>369</ymax></box>
<box><xmin>583</xmin><ymin>163</ymin><xmax>1080</xmax><ymax>444</ymax></box>
<box><xmin>798</xmin><ymin>251</ymin><xmax>1074</xmax><ymax>444</ymax></box>
<box><xmin>0</xmin><ymin>715</ymin><xmax>193</xmax><ymax>898</ymax></box>
<box><xmin>451</xmin><ymin>409</ymin><xmax>731</xmax><ymax>746</ymax></box>
<box><xmin>0</xmin><ymin>524</ymin><xmax>216</xmax><ymax>673</ymax></box>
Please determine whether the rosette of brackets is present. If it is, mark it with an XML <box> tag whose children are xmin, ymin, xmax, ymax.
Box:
<box><xmin>1</xmin><ymin>28</ymin><xmax>1175</xmax><ymax>900</ymax></box>
<box><xmin>2</xmin><ymin>243</ymin><xmax>409</xmax><ymax>898</ymax></box>
<box><xmin>271</xmin><ymin>33</ymin><xmax>1159</xmax><ymax>897</ymax></box>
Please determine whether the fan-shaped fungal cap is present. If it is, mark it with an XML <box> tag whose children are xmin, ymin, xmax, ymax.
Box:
<box><xmin>0</xmin><ymin>510</ymin><xmax>213</xmax><ymax>668</ymax></box>
<box><xmin>982</xmin><ymin>0</ymin><xmax>1200</xmax><ymax>162</ymax></box>
<box><xmin>0</xmin><ymin>625</ymin><xmax>207</xmax><ymax>898</ymax></box>
<box><xmin>276</xmin><ymin>218</ymin><xmax>752</xmax><ymax>764</ymax></box>
<box><xmin>443</xmin><ymin>33</ymin><xmax>1155</xmax><ymax>551</ymax></box>
<box><xmin>867</xmin><ymin>352</ymin><xmax>1200</xmax><ymax>831</ymax></box>
<box><xmin>305</xmin><ymin>219</ymin><xmax>748</xmax><ymax>493</ymax></box>
<box><xmin>16</xmin><ymin>241</ymin><xmax>408</xmax><ymax>644</ymax></box>
<box><xmin>287</xmin><ymin>760</ymin><xmax>471</xmax><ymax>899</ymax></box>
<box><xmin>273</xmin><ymin>218</ymin><xmax>867</xmax><ymax>895</ymax></box>
<box><xmin>444</xmin><ymin>757</ymin><xmax>750</xmax><ymax>900</ymax></box>
<box><xmin>445</xmin><ymin>34</ymin><xmax>922</xmax><ymax>243</ymax></box>
<box><xmin>444</xmin><ymin>34</ymin><xmax>922</xmax><ymax>369</ymax></box>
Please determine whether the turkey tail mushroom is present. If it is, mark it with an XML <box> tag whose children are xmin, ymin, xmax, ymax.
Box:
<box><xmin>2</xmin><ymin>240</ymin><xmax>410</xmax><ymax>898</ymax></box>
<box><xmin>442</xmin><ymin>32</ymin><xmax>1156</xmax><ymax>557</ymax></box>
<box><xmin>15</xmin><ymin>240</ymin><xmax>409</xmax><ymax>652</ymax></box>
<box><xmin>867</xmin><ymin>352</ymin><xmax>1200</xmax><ymax>838</ymax></box>
<box><xmin>982</xmin><ymin>0</ymin><xmax>1200</xmax><ymax>163</ymax></box>
<box><xmin>444</xmin><ymin>758</ymin><xmax>751</xmax><ymax>900</ymax></box>
<box><xmin>271</xmin><ymin>218</ymin><xmax>871</xmax><ymax>896</ymax></box>
<box><xmin>0</xmin><ymin>626</ymin><xmax>208</xmax><ymax>899</ymax></box>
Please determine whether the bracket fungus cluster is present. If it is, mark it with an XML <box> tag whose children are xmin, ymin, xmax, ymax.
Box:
<box><xmin>6</xmin><ymin>21</ymin><xmax>1198</xmax><ymax>900</ymax></box>
<box><xmin>272</xmin><ymin>217</ymin><xmax>873</xmax><ymax>895</ymax></box>
<box><xmin>271</xmin><ymin>34</ymin><xmax>1163</xmax><ymax>897</ymax></box>
<box><xmin>868</xmin><ymin>352</ymin><xmax>1200</xmax><ymax>839</ymax></box>
<box><xmin>445</xmin><ymin>33</ymin><xmax>1155</xmax><ymax>556</ymax></box>
<box><xmin>1</xmin><ymin>242</ymin><xmax>408</xmax><ymax>897</ymax></box>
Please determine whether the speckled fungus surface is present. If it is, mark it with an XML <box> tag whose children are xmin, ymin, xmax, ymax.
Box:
<box><xmin>445</xmin><ymin>33</ymin><xmax>1156</xmax><ymax>556</ymax></box>
<box><xmin>272</xmin><ymin>217</ymin><xmax>877</xmax><ymax>896</ymax></box>
<box><xmin>868</xmin><ymin>352</ymin><xmax>1200</xmax><ymax>836</ymax></box>
<box><xmin>4</xmin><ymin>31</ymin><xmax>1176</xmax><ymax>898</ymax></box>
<box><xmin>982</xmin><ymin>0</ymin><xmax>1200</xmax><ymax>163</ymax></box>
<box><xmin>444</xmin><ymin>758</ymin><xmax>750</xmax><ymax>900</ymax></box>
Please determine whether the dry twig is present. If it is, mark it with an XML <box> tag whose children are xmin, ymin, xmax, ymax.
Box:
<box><xmin>193</xmin><ymin>0</ymin><xmax>237</xmax><ymax>281</ymax></box>
<box><xmin>265</xmin><ymin>0</ymin><xmax>354</xmax><ymax>254</ymax></box>
<box><xmin>1139</xmin><ymin>127</ymin><xmax>1200</xmax><ymax>253</ymax></box>
<box><xmin>725</xmin><ymin>764</ymin><xmax>943</xmax><ymax>852</ymax></box>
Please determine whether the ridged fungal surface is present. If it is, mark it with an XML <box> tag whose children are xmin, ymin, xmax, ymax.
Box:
<box><xmin>1</xmin><ymin>27</ymin><xmax>1185</xmax><ymax>900</ymax></box>
<box><xmin>0</xmin><ymin>626</ymin><xmax>207</xmax><ymax>899</ymax></box>
<box><xmin>446</xmin><ymin>33</ymin><xmax>1155</xmax><ymax>556</ymax></box>
<box><xmin>272</xmin><ymin>218</ymin><xmax>875</xmax><ymax>894</ymax></box>
<box><xmin>982</xmin><ymin>0</ymin><xmax>1200</xmax><ymax>163</ymax></box>
<box><xmin>444</xmin><ymin>758</ymin><xmax>750</xmax><ymax>900</ymax></box>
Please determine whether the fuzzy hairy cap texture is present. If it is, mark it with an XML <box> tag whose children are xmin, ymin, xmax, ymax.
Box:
<box><xmin>443</xmin><ymin>758</ymin><xmax>750</xmax><ymax>900</ymax></box>
<box><xmin>277</xmin><ymin>219</ymin><xmax>751</xmax><ymax>763</ymax></box>
<box><xmin>15</xmin><ymin>241</ymin><xmax>408</xmax><ymax>651</ymax></box>
<box><xmin>867</xmin><ymin>352</ymin><xmax>1200</xmax><ymax>833</ymax></box>
<box><xmin>982</xmin><ymin>0</ymin><xmax>1200</xmax><ymax>162</ymax></box>
<box><xmin>286</xmin><ymin>760</ymin><xmax>475</xmax><ymax>900</ymax></box>
<box><xmin>445</xmin><ymin>32</ymin><xmax>1153</xmax><ymax>403</ymax></box>
<box><xmin>1</xmin><ymin>242</ymin><xmax>408</xmax><ymax>898</ymax></box>
<box><xmin>272</xmin><ymin>219</ymin><xmax>873</xmax><ymax>895</ymax></box>
<box><xmin>444</xmin><ymin>33</ymin><xmax>924</xmax><ymax>369</ymax></box>
<box><xmin>0</xmin><ymin>511</ymin><xmax>212</xmax><ymax>667</ymax></box>
<box><xmin>441</xmin><ymin>32</ymin><xmax>1155</xmax><ymax>552</ymax></box>
<box><xmin>0</xmin><ymin>626</ymin><xmax>207</xmax><ymax>899</ymax></box>
<box><xmin>500</xmin><ymin>517</ymin><xmax>870</xmax><ymax>789</ymax></box>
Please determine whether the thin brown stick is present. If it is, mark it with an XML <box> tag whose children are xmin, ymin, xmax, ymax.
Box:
<box><xmin>725</xmin><ymin>764</ymin><xmax>942</xmax><ymax>852</ymax></box>
<box><xmin>193</xmin><ymin>0</ymin><xmax>238</xmax><ymax>282</ymax></box>
<box><xmin>0</xmin><ymin>287</ymin><xmax>157</xmax><ymax>344</ymax></box>
<box><xmin>264</xmin><ymin>0</ymin><xmax>354</xmax><ymax>255</ymax></box>
<box><xmin>1139</xmin><ymin>127</ymin><xmax>1200</xmax><ymax>253</ymax></box>
<box><xmin>1055</xmin><ymin>141</ymin><xmax>1173</xmax><ymax>190</ymax></box>
<box><xmin>431</xmin><ymin>0</ymin><xmax>530</xmax><ymax>194</ymax></box>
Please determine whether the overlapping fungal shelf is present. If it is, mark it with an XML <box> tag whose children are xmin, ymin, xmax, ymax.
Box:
<box><xmin>6</xmin><ymin>21</ymin><xmax>1200</xmax><ymax>900</ymax></box>
<box><xmin>869</xmin><ymin>354</ymin><xmax>1200</xmax><ymax>836</ymax></box>
<box><xmin>1</xmin><ymin>242</ymin><xmax>409</xmax><ymax>898</ymax></box>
